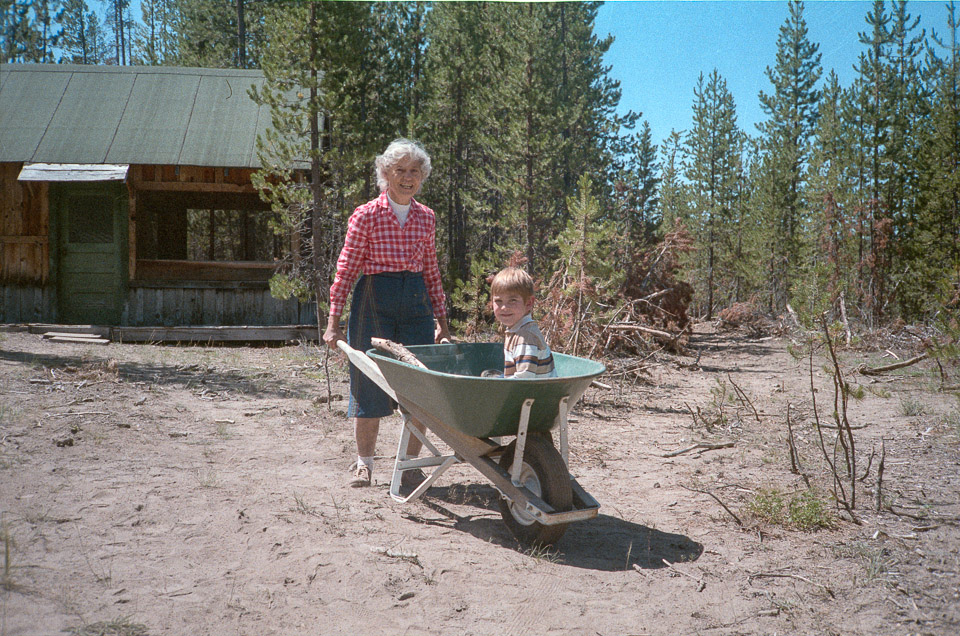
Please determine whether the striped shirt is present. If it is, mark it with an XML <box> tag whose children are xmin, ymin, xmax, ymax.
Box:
<box><xmin>504</xmin><ymin>315</ymin><xmax>557</xmax><ymax>378</ymax></box>
<box><xmin>329</xmin><ymin>192</ymin><xmax>447</xmax><ymax>318</ymax></box>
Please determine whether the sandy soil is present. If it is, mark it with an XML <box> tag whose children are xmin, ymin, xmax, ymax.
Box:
<box><xmin>1</xmin><ymin>323</ymin><xmax>958</xmax><ymax>636</ymax></box>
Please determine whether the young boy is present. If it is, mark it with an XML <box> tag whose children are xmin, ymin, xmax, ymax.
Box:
<box><xmin>490</xmin><ymin>267</ymin><xmax>557</xmax><ymax>378</ymax></box>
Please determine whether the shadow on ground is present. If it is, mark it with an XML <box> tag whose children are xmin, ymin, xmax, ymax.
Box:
<box><xmin>0</xmin><ymin>347</ymin><xmax>302</xmax><ymax>399</ymax></box>
<box><xmin>405</xmin><ymin>483</ymin><xmax>703</xmax><ymax>571</ymax></box>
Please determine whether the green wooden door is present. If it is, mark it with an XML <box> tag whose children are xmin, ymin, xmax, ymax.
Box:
<box><xmin>55</xmin><ymin>183</ymin><xmax>127</xmax><ymax>325</ymax></box>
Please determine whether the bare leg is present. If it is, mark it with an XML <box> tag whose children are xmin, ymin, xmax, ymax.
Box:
<box><xmin>355</xmin><ymin>417</ymin><xmax>380</xmax><ymax>458</ymax></box>
<box><xmin>405</xmin><ymin>416</ymin><xmax>425</xmax><ymax>457</ymax></box>
<box><xmin>357</xmin><ymin>414</ymin><xmax>424</xmax><ymax>458</ymax></box>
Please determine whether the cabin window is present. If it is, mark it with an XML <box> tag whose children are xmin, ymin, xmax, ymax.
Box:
<box><xmin>184</xmin><ymin>208</ymin><xmax>282</xmax><ymax>261</ymax></box>
<box><xmin>135</xmin><ymin>190</ymin><xmax>288</xmax><ymax>282</ymax></box>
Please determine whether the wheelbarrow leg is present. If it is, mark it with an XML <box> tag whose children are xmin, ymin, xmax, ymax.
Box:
<box><xmin>390</xmin><ymin>410</ymin><xmax>460</xmax><ymax>503</ymax></box>
<box><xmin>509</xmin><ymin>398</ymin><xmax>535</xmax><ymax>484</ymax></box>
<box><xmin>557</xmin><ymin>396</ymin><xmax>570</xmax><ymax>467</ymax></box>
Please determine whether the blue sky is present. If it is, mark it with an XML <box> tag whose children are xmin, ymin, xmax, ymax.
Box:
<box><xmin>594</xmin><ymin>0</ymin><xmax>952</xmax><ymax>147</ymax></box>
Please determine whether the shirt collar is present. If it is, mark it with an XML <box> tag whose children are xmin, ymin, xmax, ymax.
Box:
<box><xmin>506</xmin><ymin>314</ymin><xmax>534</xmax><ymax>334</ymax></box>
<box><xmin>378</xmin><ymin>191</ymin><xmax>421</xmax><ymax>215</ymax></box>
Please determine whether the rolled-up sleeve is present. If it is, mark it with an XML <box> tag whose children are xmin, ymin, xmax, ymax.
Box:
<box><xmin>421</xmin><ymin>215</ymin><xmax>447</xmax><ymax>319</ymax></box>
<box><xmin>328</xmin><ymin>210</ymin><xmax>369</xmax><ymax>317</ymax></box>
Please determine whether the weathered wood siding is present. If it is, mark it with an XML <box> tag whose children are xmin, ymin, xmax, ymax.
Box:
<box><xmin>2</xmin><ymin>285</ymin><xmax>54</xmax><ymax>322</ymax></box>
<box><xmin>1</xmin><ymin>163</ymin><xmax>53</xmax><ymax>322</ymax></box>
<box><xmin>124</xmin><ymin>283</ymin><xmax>315</xmax><ymax>326</ymax></box>
<box><xmin>1</xmin><ymin>162</ymin><xmax>317</xmax><ymax>327</ymax></box>
<box><xmin>1</xmin><ymin>162</ymin><xmax>49</xmax><ymax>285</ymax></box>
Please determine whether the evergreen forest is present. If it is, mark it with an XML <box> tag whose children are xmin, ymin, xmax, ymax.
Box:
<box><xmin>4</xmin><ymin>0</ymin><xmax>959</xmax><ymax>340</ymax></box>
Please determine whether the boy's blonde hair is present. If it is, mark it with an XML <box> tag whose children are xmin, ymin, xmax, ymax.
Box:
<box><xmin>490</xmin><ymin>267</ymin><xmax>535</xmax><ymax>301</ymax></box>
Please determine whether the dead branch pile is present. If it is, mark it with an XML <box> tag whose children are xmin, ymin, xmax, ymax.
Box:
<box><xmin>539</xmin><ymin>225</ymin><xmax>694</xmax><ymax>358</ymax></box>
<box><xmin>717</xmin><ymin>299</ymin><xmax>777</xmax><ymax>336</ymax></box>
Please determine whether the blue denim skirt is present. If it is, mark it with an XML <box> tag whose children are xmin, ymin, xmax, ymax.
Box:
<box><xmin>347</xmin><ymin>272</ymin><xmax>435</xmax><ymax>418</ymax></box>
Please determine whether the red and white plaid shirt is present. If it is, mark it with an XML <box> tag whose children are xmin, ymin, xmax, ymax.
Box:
<box><xmin>328</xmin><ymin>192</ymin><xmax>447</xmax><ymax>318</ymax></box>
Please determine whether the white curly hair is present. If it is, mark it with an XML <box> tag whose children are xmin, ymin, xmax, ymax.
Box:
<box><xmin>375</xmin><ymin>138</ymin><xmax>432</xmax><ymax>192</ymax></box>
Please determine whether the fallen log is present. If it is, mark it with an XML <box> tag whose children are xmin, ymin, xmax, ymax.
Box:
<box><xmin>607</xmin><ymin>323</ymin><xmax>676</xmax><ymax>341</ymax></box>
<box><xmin>370</xmin><ymin>338</ymin><xmax>427</xmax><ymax>369</ymax></box>
<box><xmin>856</xmin><ymin>352</ymin><xmax>928</xmax><ymax>376</ymax></box>
<box><xmin>606</xmin><ymin>322</ymin><xmax>689</xmax><ymax>354</ymax></box>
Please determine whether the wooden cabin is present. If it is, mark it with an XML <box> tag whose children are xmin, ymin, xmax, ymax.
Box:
<box><xmin>0</xmin><ymin>63</ymin><xmax>316</xmax><ymax>336</ymax></box>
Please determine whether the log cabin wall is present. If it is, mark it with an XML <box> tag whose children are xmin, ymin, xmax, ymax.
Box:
<box><xmin>0</xmin><ymin>162</ymin><xmax>315</xmax><ymax>326</ymax></box>
<box><xmin>0</xmin><ymin>162</ymin><xmax>53</xmax><ymax>322</ymax></box>
<box><xmin>1</xmin><ymin>64</ymin><xmax>315</xmax><ymax>327</ymax></box>
<box><xmin>122</xmin><ymin>164</ymin><xmax>315</xmax><ymax>327</ymax></box>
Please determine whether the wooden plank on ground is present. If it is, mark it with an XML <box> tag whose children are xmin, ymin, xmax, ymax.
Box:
<box><xmin>112</xmin><ymin>325</ymin><xmax>318</xmax><ymax>343</ymax></box>
<box><xmin>45</xmin><ymin>335</ymin><xmax>110</xmax><ymax>345</ymax></box>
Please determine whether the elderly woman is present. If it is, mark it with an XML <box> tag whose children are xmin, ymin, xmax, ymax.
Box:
<box><xmin>323</xmin><ymin>138</ymin><xmax>451</xmax><ymax>488</ymax></box>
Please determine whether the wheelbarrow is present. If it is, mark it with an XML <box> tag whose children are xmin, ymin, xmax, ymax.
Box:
<box><xmin>337</xmin><ymin>340</ymin><xmax>605</xmax><ymax>546</ymax></box>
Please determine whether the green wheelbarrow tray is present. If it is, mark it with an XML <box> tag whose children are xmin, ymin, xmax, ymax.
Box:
<box><xmin>355</xmin><ymin>341</ymin><xmax>605</xmax><ymax>546</ymax></box>
<box><xmin>366</xmin><ymin>342</ymin><xmax>605</xmax><ymax>438</ymax></box>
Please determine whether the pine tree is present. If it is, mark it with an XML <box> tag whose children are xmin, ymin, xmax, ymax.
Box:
<box><xmin>84</xmin><ymin>4</ymin><xmax>105</xmax><ymax>62</ymax></box>
<box><xmin>56</xmin><ymin>0</ymin><xmax>90</xmax><ymax>63</ymax></box>
<box><xmin>806</xmin><ymin>72</ymin><xmax>859</xmax><ymax>318</ymax></box>
<box><xmin>885</xmin><ymin>0</ymin><xmax>931</xmax><ymax>317</ymax></box>
<box><xmin>34</xmin><ymin>0</ymin><xmax>60</xmax><ymax>62</ymax></box>
<box><xmin>615</xmin><ymin>120</ymin><xmax>660</xmax><ymax>248</ymax></box>
<box><xmin>2</xmin><ymin>0</ymin><xmax>43</xmax><ymax>62</ymax></box>
<box><xmin>251</xmin><ymin>1</ymin><xmax>421</xmax><ymax>321</ymax></box>
<box><xmin>849</xmin><ymin>0</ymin><xmax>897</xmax><ymax>325</ymax></box>
<box><xmin>417</xmin><ymin>1</ymin><xmax>520</xmax><ymax>288</ymax></box>
<box><xmin>541</xmin><ymin>174</ymin><xmax>617</xmax><ymax>356</ymax></box>
<box><xmin>912</xmin><ymin>1</ymin><xmax>960</xmax><ymax>317</ymax></box>
<box><xmin>170</xmin><ymin>0</ymin><xmax>265</xmax><ymax>69</ymax></box>
<box><xmin>528</xmin><ymin>1</ymin><xmax>637</xmax><ymax>270</ymax></box>
<box><xmin>684</xmin><ymin>70</ymin><xmax>744</xmax><ymax>318</ymax></box>
<box><xmin>657</xmin><ymin>129</ymin><xmax>689</xmax><ymax>231</ymax></box>
<box><xmin>136</xmin><ymin>0</ymin><xmax>177</xmax><ymax>65</ymax></box>
<box><xmin>756</xmin><ymin>0</ymin><xmax>822</xmax><ymax>313</ymax></box>
<box><xmin>102</xmin><ymin>0</ymin><xmax>130</xmax><ymax>64</ymax></box>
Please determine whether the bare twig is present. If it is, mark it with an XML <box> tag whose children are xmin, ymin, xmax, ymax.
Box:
<box><xmin>680</xmin><ymin>485</ymin><xmax>743</xmax><ymax>526</ymax></box>
<box><xmin>322</xmin><ymin>345</ymin><xmax>333</xmax><ymax>410</ymax></box>
<box><xmin>839</xmin><ymin>291</ymin><xmax>852</xmax><ymax>346</ymax></box>
<box><xmin>858</xmin><ymin>446</ymin><xmax>875</xmax><ymax>482</ymax></box>
<box><xmin>46</xmin><ymin>412</ymin><xmax>109</xmax><ymax>418</ymax></box>
<box><xmin>658</xmin><ymin>558</ymin><xmax>705</xmax><ymax>591</ymax></box>
<box><xmin>809</xmin><ymin>340</ymin><xmax>857</xmax><ymax>523</ymax></box>
<box><xmin>727</xmin><ymin>372</ymin><xmax>760</xmax><ymax>422</ymax></box>
<box><xmin>786</xmin><ymin>403</ymin><xmax>801</xmax><ymax>476</ymax></box>
<box><xmin>662</xmin><ymin>442</ymin><xmax>735</xmax><ymax>458</ymax></box>
<box><xmin>748</xmin><ymin>571</ymin><xmax>835</xmax><ymax>598</ymax></box>
<box><xmin>875</xmin><ymin>440</ymin><xmax>885</xmax><ymax>513</ymax></box>
<box><xmin>820</xmin><ymin>314</ymin><xmax>860</xmax><ymax>520</ymax></box>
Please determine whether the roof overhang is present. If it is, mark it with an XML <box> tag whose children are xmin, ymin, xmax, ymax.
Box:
<box><xmin>18</xmin><ymin>163</ymin><xmax>129</xmax><ymax>182</ymax></box>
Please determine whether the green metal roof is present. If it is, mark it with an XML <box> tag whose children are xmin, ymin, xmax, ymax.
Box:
<box><xmin>0</xmin><ymin>63</ymin><xmax>275</xmax><ymax>168</ymax></box>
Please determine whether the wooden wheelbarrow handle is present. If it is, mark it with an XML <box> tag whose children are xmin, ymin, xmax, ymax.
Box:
<box><xmin>335</xmin><ymin>340</ymin><xmax>399</xmax><ymax>402</ymax></box>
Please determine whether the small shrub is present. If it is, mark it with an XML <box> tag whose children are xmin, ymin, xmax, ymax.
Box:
<box><xmin>68</xmin><ymin>617</ymin><xmax>150</xmax><ymax>636</ymax></box>
<box><xmin>787</xmin><ymin>489</ymin><xmax>837</xmax><ymax>531</ymax></box>
<box><xmin>834</xmin><ymin>542</ymin><xmax>895</xmax><ymax>584</ymax></box>
<box><xmin>748</xmin><ymin>488</ymin><xmax>836</xmax><ymax>531</ymax></box>
<box><xmin>749</xmin><ymin>489</ymin><xmax>786</xmax><ymax>524</ymax></box>
<box><xmin>942</xmin><ymin>410</ymin><xmax>960</xmax><ymax>439</ymax></box>
<box><xmin>898</xmin><ymin>397</ymin><xmax>926</xmax><ymax>417</ymax></box>
<box><xmin>865</xmin><ymin>385</ymin><xmax>891</xmax><ymax>398</ymax></box>
<box><xmin>844</xmin><ymin>383</ymin><xmax>865</xmax><ymax>400</ymax></box>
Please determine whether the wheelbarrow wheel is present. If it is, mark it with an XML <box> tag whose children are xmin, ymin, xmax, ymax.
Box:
<box><xmin>497</xmin><ymin>433</ymin><xmax>573</xmax><ymax>546</ymax></box>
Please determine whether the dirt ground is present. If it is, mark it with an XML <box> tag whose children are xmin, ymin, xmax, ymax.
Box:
<box><xmin>1</xmin><ymin>322</ymin><xmax>958</xmax><ymax>636</ymax></box>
